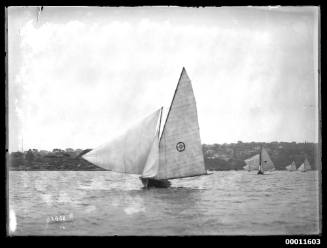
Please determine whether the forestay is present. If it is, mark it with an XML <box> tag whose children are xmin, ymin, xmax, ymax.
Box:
<box><xmin>155</xmin><ymin>68</ymin><xmax>207</xmax><ymax>180</ymax></box>
<box><xmin>82</xmin><ymin>108</ymin><xmax>161</xmax><ymax>174</ymax></box>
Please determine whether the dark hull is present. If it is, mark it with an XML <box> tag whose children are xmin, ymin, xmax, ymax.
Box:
<box><xmin>140</xmin><ymin>177</ymin><xmax>171</xmax><ymax>188</ymax></box>
<box><xmin>257</xmin><ymin>170</ymin><xmax>264</xmax><ymax>175</ymax></box>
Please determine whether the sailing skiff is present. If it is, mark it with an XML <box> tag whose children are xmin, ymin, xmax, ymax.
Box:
<box><xmin>286</xmin><ymin>161</ymin><xmax>297</xmax><ymax>171</ymax></box>
<box><xmin>243</xmin><ymin>146</ymin><xmax>275</xmax><ymax>175</ymax></box>
<box><xmin>298</xmin><ymin>158</ymin><xmax>312</xmax><ymax>172</ymax></box>
<box><xmin>82</xmin><ymin>68</ymin><xmax>209</xmax><ymax>188</ymax></box>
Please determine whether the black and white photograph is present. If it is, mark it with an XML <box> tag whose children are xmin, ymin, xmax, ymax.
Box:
<box><xmin>6</xmin><ymin>6</ymin><xmax>321</xmax><ymax>236</ymax></box>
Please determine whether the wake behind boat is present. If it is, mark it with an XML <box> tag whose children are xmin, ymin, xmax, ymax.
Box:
<box><xmin>82</xmin><ymin>68</ymin><xmax>209</xmax><ymax>188</ymax></box>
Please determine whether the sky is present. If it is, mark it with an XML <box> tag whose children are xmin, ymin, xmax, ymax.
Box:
<box><xmin>7</xmin><ymin>6</ymin><xmax>319</xmax><ymax>152</ymax></box>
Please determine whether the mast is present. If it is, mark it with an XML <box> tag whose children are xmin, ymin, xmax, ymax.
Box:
<box><xmin>259</xmin><ymin>145</ymin><xmax>264</xmax><ymax>173</ymax></box>
<box><xmin>259</xmin><ymin>145</ymin><xmax>262</xmax><ymax>171</ymax></box>
<box><xmin>158</xmin><ymin>107</ymin><xmax>163</xmax><ymax>138</ymax></box>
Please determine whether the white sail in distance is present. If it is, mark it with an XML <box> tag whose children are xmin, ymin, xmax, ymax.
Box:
<box><xmin>155</xmin><ymin>68</ymin><xmax>207</xmax><ymax>180</ymax></box>
<box><xmin>298</xmin><ymin>158</ymin><xmax>312</xmax><ymax>172</ymax></box>
<box><xmin>244</xmin><ymin>148</ymin><xmax>275</xmax><ymax>171</ymax></box>
<box><xmin>82</xmin><ymin>108</ymin><xmax>161</xmax><ymax>174</ymax></box>
<box><xmin>261</xmin><ymin>148</ymin><xmax>275</xmax><ymax>171</ymax></box>
<box><xmin>244</xmin><ymin>154</ymin><xmax>260</xmax><ymax>171</ymax></box>
<box><xmin>286</xmin><ymin>161</ymin><xmax>297</xmax><ymax>171</ymax></box>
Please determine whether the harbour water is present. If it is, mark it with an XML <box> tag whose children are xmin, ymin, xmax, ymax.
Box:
<box><xmin>8</xmin><ymin>170</ymin><xmax>321</xmax><ymax>235</ymax></box>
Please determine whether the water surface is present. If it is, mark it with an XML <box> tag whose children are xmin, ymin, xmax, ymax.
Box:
<box><xmin>8</xmin><ymin>170</ymin><xmax>321</xmax><ymax>235</ymax></box>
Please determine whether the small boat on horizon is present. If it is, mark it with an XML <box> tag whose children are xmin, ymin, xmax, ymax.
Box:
<box><xmin>243</xmin><ymin>146</ymin><xmax>275</xmax><ymax>175</ymax></box>
<box><xmin>298</xmin><ymin>158</ymin><xmax>312</xmax><ymax>172</ymax></box>
<box><xmin>286</xmin><ymin>161</ymin><xmax>297</xmax><ymax>171</ymax></box>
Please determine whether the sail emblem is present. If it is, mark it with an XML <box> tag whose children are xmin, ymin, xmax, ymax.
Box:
<box><xmin>176</xmin><ymin>142</ymin><xmax>185</xmax><ymax>152</ymax></box>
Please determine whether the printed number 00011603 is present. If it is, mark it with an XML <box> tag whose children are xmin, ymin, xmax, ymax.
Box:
<box><xmin>285</xmin><ymin>239</ymin><xmax>320</xmax><ymax>245</ymax></box>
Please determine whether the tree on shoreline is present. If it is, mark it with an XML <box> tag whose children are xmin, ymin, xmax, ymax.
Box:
<box><xmin>7</xmin><ymin>142</ymin><xmax>319</xmax><ymax>171</ymax></box>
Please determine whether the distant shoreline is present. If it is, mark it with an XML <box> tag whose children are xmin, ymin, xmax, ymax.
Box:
<box><xmin>8</xmin><ymin>142</ymin><xmax>319</xmax><ymax>171</ymax></box>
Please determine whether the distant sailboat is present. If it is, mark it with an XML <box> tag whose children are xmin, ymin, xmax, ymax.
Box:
<box><xmin>83</xmin><ymin>68</ymin><xmax>208</xmax><ymax>188</ymax></box>
<box><xmin>286</xmin><ymin>161</ymin><xmax>297</xmax><ymax>171</ymax></box>
<box><xmin>298</xmin><ymin>158</ymin><xmax>311</xmax><ymax>172</ymax></box>
<box><xmin>243</xmin><ymin>146</ymin><xmax>275</xmax><ymax>175</ymax></box>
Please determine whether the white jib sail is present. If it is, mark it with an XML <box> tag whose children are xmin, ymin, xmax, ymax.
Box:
<box><xmin>286</xmin><ymin>161</ymin><xmax>297</xmax><ymax>171</ymax></box>
<box><xmin>82</xmin><ymin>108</ymin><xmax>161</xmax><ymax>174</ymax></box>
<box><xmin>244</xmin><ymin>154</ymin><xmax>260</xmax><ymax>171</ymax></box>
<box><xmin>141</xmin><ymin>130</ymin><xmax>160</xmax><ymax>178</ymax></box>
<box><xmin>155</xmin><ymin>68</ymin><xmax>207</xmax><ymax>180</ymax></box>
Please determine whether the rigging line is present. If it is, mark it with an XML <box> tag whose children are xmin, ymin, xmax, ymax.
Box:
<box><xmin>165</xmin><ymin>134</ymin><xmax>168</xmax><ymax>180</ymax></box>
<box><xmin>157</xmin><ymin>107</ymin><xmax>163</xmax><ymax>179</ymax></box>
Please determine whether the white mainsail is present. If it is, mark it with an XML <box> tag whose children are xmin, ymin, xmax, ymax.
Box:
<box><xmin>82</xmin><ymin>108</ymin><xmax>161</xmax><ymax>174</ymax></box>
<box><xmin>298</xmin><ymin>158</ymin><xmax>311</xmax><ymax>172</ymax></box>
<box><xmin>261</xmin><ymin>148</ymin><xmax>275</xmax><ymax>171</ymax></box>
<box><xmin>83</xmin><ymin>68</ymin><xmax>207</xmax><ymax>181</ymax></box>
<box><xmin>155</xmin><ymin>68</ymin><xmax>207</xmax><ymax>180</ymax></box>
<box><xmin>243</xmin><ymin>148</ymin><xmax>275</xmax><ymax>171</ymax></box>
<box><xmin>286</xmin><ymin>161</ymin><xmax>297</xmax><ymax>171</ymax></box>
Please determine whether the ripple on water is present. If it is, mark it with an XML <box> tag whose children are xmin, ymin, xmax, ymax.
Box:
<box><xmin>9</xmin><ymin>170</ymin><xmax>321</xmax><ymax>235</ymax></box>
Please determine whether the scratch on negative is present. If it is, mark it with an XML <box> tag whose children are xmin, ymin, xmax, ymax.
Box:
<box><xmin>36</xmin><ymin>6</ymin><xmax>44</xmax><ymax>22</ymax></box>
